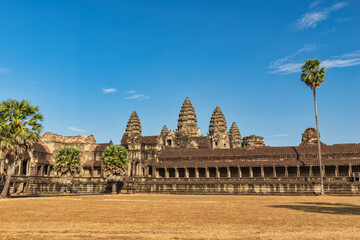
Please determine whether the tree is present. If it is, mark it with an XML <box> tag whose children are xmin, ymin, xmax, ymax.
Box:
<box><xmin>55</xmin><ymin>146</ymin><xmax>81</xmax><ymax>193</ymax></box>
<box><xmin>102</xmin><ymin>145</ymin><xmax>128</xmax><ymax>194</ymax></box>
<box><xmin>301</xmin><ymin>58</ymin><xmax>326</xmax><ymax>196</ymax></box>
<box><xmin>0</xmin><ymin>100</ymin><xmax>43</xmax><ymax>199</ymax></box>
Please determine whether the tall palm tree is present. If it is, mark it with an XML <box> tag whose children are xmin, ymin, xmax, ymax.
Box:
<box><xmin>301</xmin><ymin>59</ymin><xmax>326</xmax><ymax>196</ymax></box>
<box><xmin>55</xmin><ymin>146</ymin><xmax>81</xmax><ymax>193</ymax></box>
<box><xmin>102</xmin><ymin>145</ymin><xmax>128</xmax><ymax>194</ymax></box>
<box><xmin>0</xmin><ymin>100</ymin><xmax>43</xmax><ymax>199</ymax></box>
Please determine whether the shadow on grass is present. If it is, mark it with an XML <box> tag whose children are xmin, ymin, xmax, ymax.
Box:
<box><xmin>270</xmin><ymin>202</ymin><xmax>360</xmax><ymax>215</ymax></box>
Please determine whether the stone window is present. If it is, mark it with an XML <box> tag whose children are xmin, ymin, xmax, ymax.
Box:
<box><xmin>276</xmin><ymin>167</ymin><xmax>286</xmax><ymax>177</ymax></box>
<box><xmin>252</xmin><ymin>167</ymin><xmax>262</xmax><ymax>177</ymax></box>
<box><xmin>198</xmin><ymin>168</ymin><xmax>206</xmax><ymax>177</ymax></box>
<box><xmin>338</xmin><ymin>166</ymin><xmax>349</xmax><ymax>176</ymax></box>
<box><xmin>219</xmin><ymin>167</ymin><xmax>227</xmax><ymax>177</ymax></box>
<box><xmin>167</xmin><ymin>139</ymin><xmax>172</xmax><ymax>146</ymax></box>
<box><xmin>325</xmin><ymin>166</ymin><xmax>336</xmax><ymax>177</ymax></box>
<box><xmin>168</xmin><ymin>168</ymin><xmax>175</xmax><ymax>178</ymax></box>
<box><xmin>209</xmin><ymin>167</ymin><xmax>216</xmax><ymax>178</ymax></box>
<box><xmin>287</xmin><ymin>167</ymin><xmax>297</xmax><ymax>177</ymax></box>
<box><xmin>230</xmin><ymin>167</ymin><xmax>239</xmax><ymax>177</ymax></box>
<box><xmin>242</xmin><ymin>167</ymin><xmax>250</xmax><ymax>177</ymax></box>
<box><xmin>263</xmin><ymin>167</ymin><xmax>273</xmax><ymax>177</ymax></box>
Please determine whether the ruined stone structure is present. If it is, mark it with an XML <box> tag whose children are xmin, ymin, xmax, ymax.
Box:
<box><xmin>1</xmin><ymin>97</ymin><xmax>360</xmax><ymax>195</ymax></box>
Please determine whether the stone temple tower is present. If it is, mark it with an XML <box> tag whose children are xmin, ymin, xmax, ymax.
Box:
<box><xmin>177</xmin><ymin>97</ymin><xmax>201</xmax><ymax>137</ymax></box>
<box><xmin>229</xmin><ymin>122</ymin><xmax>242</xmax><ymax>148</ymax></box>
<box><xmin>208</xmin><ymin>106</ymin><xmax>229</xmax><ymax>149</ymax></box>
<box><xmin>125</xmin><ymin>111</ymin><xmax>142</xmax><ymax>137</ymax></box>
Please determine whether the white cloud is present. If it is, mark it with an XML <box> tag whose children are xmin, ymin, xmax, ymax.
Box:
<box><xmin>125</xmin><ymin>94</ymin><xmax>150</xmax><ymax>100</ymax></box>
<box><xmin>272</xmin><ymin>134</ymin><xmax>290</xmax><ymax>137</ymax></box>
<box><xmin>269</xmin><ymin>49</ymin><xmax>360</xmax><ymax>75</ymax></box>
<box><xmin>268</xmin><ymin>44</ymin><xmax>315</xmax><ymax>74</ymax></box>
<box><xmin>67</xmin><ymin>127</ymin><xmax>86</xmax><ymax>132</ymax></box>
<box><xmin>127</xmin><ymin>90</ymin><xmax>137</xmax><ymax>94</ymax></box>
<box><xmin>293</xmin><ymin>2</ymin><xmax>347</xmax><ymax>30</ymax></box>
<box><xmin>309</xmin><ymin>0</ymin><xmax>322</xmax><ymax>9</ymax></box>
<box><xmin>0</xmin><ymin>68</ymin><xmax>10</xmax><ymax>74</ymax></box>
<box><xmin>102</xmin><ymin>88</ymin><xmax>117</xmax><ymax>94</ymax></box>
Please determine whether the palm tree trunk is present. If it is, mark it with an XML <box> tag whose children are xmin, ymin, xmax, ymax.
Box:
<box><xmin>0</xmin><ymin>160</ymin><xmax>15</xmax><ymax>199</ymax></box>
<box><xmin>313</xmin><ymin>89</ymin><xmax>325</xmax><ymax>195</ymax></box>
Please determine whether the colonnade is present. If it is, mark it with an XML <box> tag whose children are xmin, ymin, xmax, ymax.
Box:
<box><xmin>147</xmin><ymin>164</ymin><xmax>356</xmax><ymax>179</ymax></box>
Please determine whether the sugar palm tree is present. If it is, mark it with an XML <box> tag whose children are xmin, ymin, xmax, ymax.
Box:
<box><xmin>102</xmin><ymin>145</ymin><xmax>128</xmax><ymax>194</ymax></box>
<box><xmin>301</xmin><ymin>59</ymin><xmax>326</xmax><ymax>196</ymax></box>
<box><xmin>0</xmin><ymin>100</ymin><xmax>43</xmax><ymax>199</ymax></box>
<box><xmin>55</xmin><ymin>146</ymin><xmax>81</xmax><ymax>193</ymax></box>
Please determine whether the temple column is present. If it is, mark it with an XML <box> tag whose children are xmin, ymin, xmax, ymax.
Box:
<box><xmin>175</xmin><ymin>168</ymin><xmax>179</xmax><ymax>178</ymax></box>
<box><xmin>165</xmin><ymin>168</ymin><xmax>169</xmax><ymax>178</ymax></box>
<box><xmin>155</xmin><ymin>167</ymin><xmax>159</xmax><ymax>178</ymax></box>
<box><xmin>185</xmin><ymin>168</ymin><xmax>189</xmax><ymax>178</ymax></box>
<box><xmin>285</xmin><ymin>166</ymin><xmax>288</xmax><ymax>177</ymax></box>
<box><xmin>205</xmin><ymin>167</ymin><xmax>210</xmax><ymax>178</ymax></box>
<box><xmin>238</xmin><ymin>167</ymin><xmax>242</xmax><ymax>178</ymax></box>
<box><xmin>349</xmin><ymin>163</ymin><xmax>352</xmax><ymax>177</ymax></box>
<box><xmin>296</xmin><ymin>166</ymin><xmax>300</xmax><ymax>177</ymax></box>
<box><xmin>40</xmin><ymin>165</ymin><xmax>44</xmax><ymax>176</ymax></box>
<box><xmin>195</xmin><ymin>167</ymin><xmax>199</xmax><ymax>178</ymax></box>
<box><xmin>309</xmin><ymin>165</ymin><xmax>313</xmax><ymax>177</ymax></box>
<box><xmin>273</xmin><ymin>166</ymin><xmax>276</xmax><ymax>178</ymax></box>
<box><xmin>322</xmin><ymin>165</ymin><xmax>326</xmax><ymax>177</ymax></box>
<box><xmin>216</xmin><ymin>167</ymin><xmax>220</xmax><ymax>178</ymax></box>
<box><xmin>261</xmin><ymin>166</ymin><xmax>264</xmax><ymax>178</ymax></box>
<box><xmin>18</xmin><ymin>161</ymin><xmax>22</xmax><ymax>176</ymax></box>
<box><xmin>47</xmin><ymin>165</ymin><xmax>51</xmax><ymax>176</ymax></box>
<box><xmin>335</xmin><ymin>165</ymin><xmax>339</xmax><ymax>177</ymax></box>
<box><xmin>249</xmin><ymin>167</ymin><xmax>253</xmax><ymax>178</ymax></box>
<box><xmin>227</xmin><ymin>167</ymin><xmax>231</xmax><ymax>178</ymax></box>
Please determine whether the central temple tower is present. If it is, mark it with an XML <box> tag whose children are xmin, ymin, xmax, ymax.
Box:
<box><xmin>177</xmin><ymin>97</ymin><xmax>201</xmax><ymax>137</ymax></box>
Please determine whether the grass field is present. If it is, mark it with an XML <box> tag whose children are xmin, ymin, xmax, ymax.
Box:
<box><xmin>0</xmin><ymin>194</ymin><xmax>360</xmax><ymax>239</ymax></box>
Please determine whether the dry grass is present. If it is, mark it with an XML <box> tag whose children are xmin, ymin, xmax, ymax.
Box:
<box><xmin>0</xmin><ymin>194</ymin><xmax>360</xmax><ymax>239</ymax></box>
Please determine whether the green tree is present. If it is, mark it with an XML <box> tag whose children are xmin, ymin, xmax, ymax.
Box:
<box><xmin>102</xmin><ymin>145</ymin><xmax>128</xmax><ymax>194</ymax></box>
<box><xmin>0</xmin><ymin>100</ymin><xmax>43</xmax><ymax>199</ymax></box>
<box><xmin>55</xmin><ymin>146</ymin><xmax>81</xmax><ymax>193</ymax></box>
<box><xmin>301</xmin><ymin>58</ymin><xmax>326</xmax><ymax>196</ymax></box>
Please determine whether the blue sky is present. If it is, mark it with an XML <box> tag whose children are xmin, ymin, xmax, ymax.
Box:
<box><xmin>0</xmin><ymin>0</ymin><xmax>359</xmax><ymax>146</ymax></box>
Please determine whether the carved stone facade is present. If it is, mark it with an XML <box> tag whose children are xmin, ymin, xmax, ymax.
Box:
<box><xmin>2</xmin><ymin>97</ymin><xmax>360</xmax><ymax>195</ymax></box>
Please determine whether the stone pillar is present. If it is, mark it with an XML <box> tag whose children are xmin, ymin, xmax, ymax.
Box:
<box><xmin>205</xmin><ymin>167</ymin><xmax>210</xmax><ymax>178</ymax></box>
<box><xmin>155</xmin><ymin>167</ymin><xmax>159</xmax><ymax>178</ymax></box>
<box><xmin>128</xmin><ymin>163</ymin><xmax>132</xmax><ymax>177</ymax></box>
<box><xmin>47</xmin><ymin>165</ymin><xmax>51</xmax><ymax>176</ymax></box>
<box><xmin>273</xmin><ymin>166</ymin><xmax>276</xmax><ymax>178</ymax></box>
<box><xmin>261</xmin><ymin>166</ymin><xmax>264</xmax><ymax>178</ymax></box>
<box><xmin>227</xmin><ymin>167</ymin><xmax>231</xmax><ymax>178</ymax></box>
<box><xmin>165</xmin><ymin>168</ymin><xmax>169</xmax><ymax>178</ymax></box>
<box><xmin>40</xmin><ymin>165</ymin><xmax>44</xmax><ymax>176</ymax></box>
<box><xmin>175</xmin><ymin>168</ymin><xmax>179</xmax><ymax>178</ymax></box>
<box><xmin>152</xmin><ymin>167</ymin><xmax>156</xmax><ymax>177</ymax></box>
<box><xmin>216</xmin><ymin>167</ymin><xmax>220</xmax><ymax>178</ymax></box>
<box><xmin>249</xmin><ymin>167</ymin><xmax>253</xmax><ymax>178</ymax></box>
<box><xmin>285</xmin><ymin>166</ymin><xmax>288</xmax><ymax>177</ymax></box>
<box><xmin>238</xmin><ymin>167</ymin><xmax>242</xmax><ymax>178</ymax></box>
<box><xmin>296</xmin><ymin>166</ymin><xmax>300</xmax><ymax>177</ymax></box>
<box><xmin>185</xmin><ymin>168</ymin><xmax>189</xmax><ymax>178</ymax></box>
<box><xmin>309</xmin><ymin>165</ymin><xmax>313</xmax><ymax>177</ymax></box>
<box><xmin>349</xmin><ymin>163</ymin><xmax>352</xmax><ymax>177</ymax></box>
<box><xmin>195</xmin><ymin>167</ymin><xmax>199</xmax><ymax>178</ymax></box>
<box><xmin>322</xmin><ymin>165</ymin><xmax>325</xmax><ymax>177</ymax></box>
<box><xmin>18</xmin><ymin>161</ymin><xmax>23</xmax><ymax>176</ymax></box>
<box><xmin>335</xmin><ymin>165</ymin><xmax>339</xmax><ymax>177</ymax></box>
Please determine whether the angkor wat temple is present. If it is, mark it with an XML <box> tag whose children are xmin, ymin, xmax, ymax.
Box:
<box><xmin>1</xmin><ymin>97</ymin><xmax>360</xmax><ymax>195</ymax></box>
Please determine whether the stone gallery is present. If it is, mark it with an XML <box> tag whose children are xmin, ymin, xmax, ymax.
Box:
<box><xmin>1</xmin><ymin>97</ymin><xmax>360</xmax><ymax>195</ymax></box>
